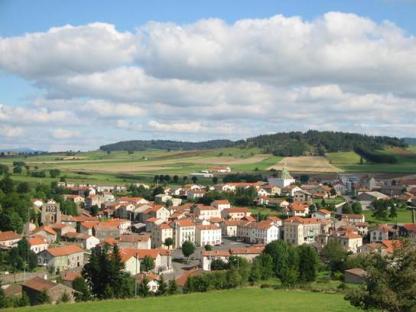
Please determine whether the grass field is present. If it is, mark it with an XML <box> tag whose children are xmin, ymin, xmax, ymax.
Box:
<box><xmin>326</xmin><ymin>146</ymin><xmax>416</xmax><ymax>173</ymax></box>
<box><xmin>268</xmin><ymin>156</ymin><xmax>341</xmax><ymax>173</ymax></box>
<box><xmin>363</xmin><ymin>209</ymin><xmax>413</xmax><ymax>224</ymax></box>
<box><xmin>10</xmin><ymin>288</ymin><xmax>358</xmax><ymax>312</ymax></box>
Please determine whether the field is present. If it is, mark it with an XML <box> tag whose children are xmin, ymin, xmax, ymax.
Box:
<box><xmin>2</xmin><ymin>145</ymin><xmax>416</xmax><ymax>185</ymax></box>
<box><xmin>268</xmin><ymin>156</ymin><xmax>341</xmax><ymax>173</ymax></box>
<box><xmin>363</xmin><ymin>209</ymin><xmax>413</xmax><ymax>224</ymax></box>
<box><xmin>10</xmin><ymin>288</ymin><xmax>358</xmax><ymax>312</ymax></box>
<box><xmin>0</xmin><ymin>148</ymin><xmax>281</xmax><ymax>185</ymax></box>
<box><xmin>326</xmin><ymin>146</ymin><xmax>416</xmax><ymax>173</ymax></box>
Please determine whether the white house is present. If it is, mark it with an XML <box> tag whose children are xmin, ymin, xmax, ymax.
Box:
<box><xmin>195</xmin><ymin>224</ymin><xmax>222</xmax><ymax>247</ymax></box>
<box><xmin>268</xmin><ymin>168</ymin><xmax>296</xmax><ymax>188</ymax></box>
<box><xmin>175</xmin><ymin>219</ymin><xmax>196</xmax><ymax>247</ymax></box>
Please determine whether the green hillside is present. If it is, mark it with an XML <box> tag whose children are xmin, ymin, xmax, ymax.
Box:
<box><xmin>10</xmin><ymin>288</ymin><xmax>358</xmax><ymax>312</ymax></box>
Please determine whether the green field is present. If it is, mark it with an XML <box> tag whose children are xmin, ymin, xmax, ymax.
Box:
<box><xmin>326</xmin><ymin>146</ymin><xmax>416</xmax><ymax>173</ymax></box>
<box><xmin>10</xmin><ymin>288</ymin><xmax>358</xmax><ymax>312</ymax></box>
<box><xmin>363</xmin><ymin>209</ymin><xmax>413</xmax><ymax>224</ymax></box>
<box><xmin>1</xmin><ymin>148</ymin><xmax>280</xmax><ymax>185</ymax></box>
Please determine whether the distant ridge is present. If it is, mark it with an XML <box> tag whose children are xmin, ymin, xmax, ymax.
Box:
<box><xmin>100</xmin><ymin>131</ymin><xmax>407</xmax><ymax>157</ymax></box>
<box><xmin>403</xmin><ymin>138</ymin><xmax>416</xmax><ymax>145</ymax></box>
<box><xmin>0</xmin><ymin>147</ymin><xmax>43</xmax><ymax>154</ymax></box>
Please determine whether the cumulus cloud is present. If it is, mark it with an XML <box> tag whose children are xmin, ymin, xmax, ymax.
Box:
<box><xmin>51</xmin><ymin>128</ymin><xmax>80</xmax><ymax>139</ymax></box>
<box><xmin>0</xmin><ymin>12</ymin><xmax>415</xmax><ymax>150</ymax></box>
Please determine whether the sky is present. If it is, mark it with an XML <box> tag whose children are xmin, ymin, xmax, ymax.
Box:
<box><xmin>0</xmin><ymin>0</ymin><xmax>416</xmax><ymax>151</ymax></box>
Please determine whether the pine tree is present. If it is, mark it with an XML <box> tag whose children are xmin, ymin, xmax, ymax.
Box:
<box><xmin>157</xmin><ymin>275</ymin><xmax>167</xmax><ymax>296</ymax></box>
<box><xmin>168</xmin><ymin>280</ymin><xmax>178</xmax><ymax>295</ymax></box>
<box><xmin>297</xmin><ymin>245</ymin><xmax>319</xmax><ymax>282</ymax></box>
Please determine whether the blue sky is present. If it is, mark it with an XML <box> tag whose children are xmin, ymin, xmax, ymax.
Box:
<box><xmin>0</xmin><ymin>0</ymin><xmax>416</xmax><ymax>150</ymax></box>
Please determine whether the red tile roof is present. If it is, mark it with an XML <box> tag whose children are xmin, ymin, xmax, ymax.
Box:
<box><xmin>46</xmin><ymin>245</ymin><xmax>84</xmax><ymax>257</ymax></box>
<box><xmin>0</xmin><ymin>231</ymin><xmax>20</xmax><ymax>242</ymax></box>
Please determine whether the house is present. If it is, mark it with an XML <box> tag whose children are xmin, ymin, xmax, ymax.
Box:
<box><xmin>136</xmin><ymin>272</ymin><xmax>160</xmax><ymax>293</ymax></box>
<box><xmin>120</xmin><ymin>248</ymin><xmax>172</xmax><ymax>273</ymax></box>
<box><xmin>0</xmin><ymin>231</ymin><xmax>21</xmax><ymax>249</ymax></box>
<box><xmin>293</xmin><ymin>190</ymin><xmax>313</xmax><ymax>204</ymax></box>
<box><xmin>222</xmin><ymin>207</ymin><xmax>251</xmax><ymax>220</ymax></box>
<box><xmin>357</xmin><ymin>191</ymin><xmax>390</xmax><ymax>202</ymax></box>
<box><xmin>151</xmin><ymin>223</ymin><xmax>174</xmax><ymax>248</ymax></box>
<box><xmin>118</xmin><ymin>234</ymin><xmax>151</xmax><ymax>249</ymax></box>
<box><xmin>195</xmin><ymin>224</ymin><xmax>222</xmax><ymax>247</ymax></box>
<box><xmin>62</xmin><ymin>232</ymin><xmax>100</xmax><ymax>250</ymax></box>
<box><xmin>283</xmin><ymin>217</ymin><xmax>321</xmax><ymax>245</ymax></box>
<box><xmin>329</xmin><ymin>230</ymin><xmax>363</xmax><ymax>253</ymax></box>
<box><xmin>63</xmin><ymin>194</ymin><xmax>85</xmax><ymax>206</ymax></box>
<box><xmin>287</xmin><ymin>202</ymin><xmax>310</xmax><ymax>217</ymax></box>
<box><xmin>229</xmin><ymin>245</ymin><xmax>265</xmax><ymax>262</ymax></box>
<box><xmin>222</xmin><ymin>220</ymin><xmax>240</xmax><ymax>237</ymax></box>
<box><xmin>28</xmin><ymin>235</ymin><xmax>49</xmax><ymax>253</ymax></box>
<box><xmin>195</xmin><ymin>205</ymin><xmax>221</xmax><ymax>220</ymax></box>
<box><xmin>32</xmin><ymin>226</ymin><xmax>57</xmax><ymax>244</ymax></box>
<box><xmin>187</xmin><ymin>189</ymin><xmax>206</xmax><ymax>200</ymax></box>
<box><xmin>208</xmin><ymin>166</ymin><xmax>231</xmax><ymax>173</ymax></box>
<box><xmin>142</xmin><ymin>206</ymin><xmax>171</xmax><ymax>222</ymax></box>
<box><xmin>344</xmin><ymin>268</ymin><xmax>367</xmax><ymax>284</ymax></box>
<box><xmin>312</xmin><ymin>209</ymin><xmax>332</xmax><ymax>219</ymax></box>
<box><xmin>268</xmin><ymin>168</ymin><xmax>296</xmax><ymax>187</ymax></box>
<box><xmin>399</xmin><ymin>224</ymin><xmax>416</xmax><ymax>239</ymax></box>
<box><xmin>201</xmin><ymin>249</ymin><xmax>230</xmax><ymax>271</ymax></box>
<box><xmin>79</xmin><ymin>221</ymin><xmax>99</xmax><ymax>236</ymax></box>
<box><xmin>38</xmin><ymin>245</ymin><xmax>85</xmax><ymax>273</ymax></box>
<box><xmin>361</xmin><ymin>240</ymin><xmax>401</xmax><ymax>256</ymax></box>
<box><xmin>370</xmin><ymin>224</ymin><xmax>395</xmax><ymax>242</ymax></box>
<box><xmin>341</xmin><ymin>214</ymin><xmax>365</xmax><ymax>224</ymax></box>
<box><xmin>247</xmin><ymin>219</ymin><xmax>281</xmax><ymax>244</ymax></box>
<box><xmin>211</xmin><ymin>199</ymin><xmax>231</xmax><ymax>211</ymax></box>
<box><xmin>60</xmin><ymin>271</ymin><xmax>82</xmax><ymax>288</ymax></box>
<box><xmin>41</xmin><ymin>200</ymin><xmax>61</xmax><ymax>225</ymax></box>
<box><xmin>22</xmin><ymin>277</ymin><xmax>77</xmax><ymax>305</ymax></box>
<box><xmin>281</xmin><ymin>185</ymin><xmax>303</xmax><ymax>197</ymax></box>
<box><xmin>174</xmin><ymin>219</ymin><xmax>196</xmax><ymax>247</ymax></box>
<box><xmin>51</xmin><ymin>223</ymin><xmax>76</xmax><ymax>237</ymax></box>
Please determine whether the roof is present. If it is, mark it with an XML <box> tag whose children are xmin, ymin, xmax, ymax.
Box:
<box><xmin>289</xmin><ymin>202</ymin><xmax>308</xmax><ymax>211</ymax></box>
<box><xmin>119</xmin><ymin>234</ymin><xmax>150</xmax><ymax>243</ymax></box>
<box><xmin>402</xmin><ymin>224</ymin><xmax>416</xmax><ymax>233</ymax></box>
<box><xmin>61</xmin><ymin>271</ymin><xmax>81</xmax><ymax>282</ymax></box>
<box><xmin>119</xmin><ymin>248</ymin><xmax>170</xmax><ymax>262</ymax></box>
<box><xmin>226</xmin><ymin>207</ymin><xmax>250</xmax><ymax>213</ymax></box>
<box><xmin>34</xmin><ymin>226</ymin><xmax>57</xmax><ymax>236</ymax></box>
<box><xmin>345</xmin><ymin>268</ymin><xmax>367</xmax><ymax>278</ymax></box>
<box><xmin>284</xmin><ymin>217</ymin><xmax>320</xmax><ymax>225</ymax></box>
<box><xmin>279</xmin><ymin>167</ymin><xmax>293</xmax><ymax>180</ymax></box>
<box><xmin>212</xmin><ymin>200</ymin><xmax>230</xmax><ymax>205</ymax></box>
<box><xmin>0</xmin><ymin>231</ymin><xmax>20</xmax><ymax>242</ymax></box>
<box><xmin>382</xmin><ymin>240</ymin><xmax>402</xmax><ymax>253</ymax></box>
<box><xmin>176</xmin><ymin>219</ymin><xmax>194</xmax><ymax>227</ymax></box>
<box><xmin>230</xmin><ymin>245</ymin><xmax>265</xmax><ymax>255</ymax></box>
<box><xmin>28</xmin><ymin>235</ymin><xmax>47</xmax><ymax>246</ymax></box>
<box><xmin>176</xmin><ymin>269</ymin><xmax>202</xmax><ymax>287</ymax></box>
<box><xmin>317</xmin><ymin>209</ymin><xmax>332</xmax><ymax>215</ymax></box>
<box><xmin>196</xmin><ymin>224</ymin><xmax>221</xmax><ymax>231</ymax></box>
<box><xmin>202</xmin><ymin>250</ymin><xmax>230</xmax><ymax>257</ymax></box>
<box><xmin>23</xmin><ymin>277</ymin><xmax>57</xmax><ymax>292</ymax></box>
<box><xmin>46</xmin><ymin>245</ymin><xmax>84</xmax><ymax>257</ymax></box>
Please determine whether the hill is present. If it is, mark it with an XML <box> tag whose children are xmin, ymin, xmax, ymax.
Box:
<box><xmin>403</xmin><ymin>137</ymin><xmax>416</xmax><ymax>145</ymax></box>
<box><xmin>10</xmin><ymin>288</ymin><xmax>358</xmax><ymax>312</ymax></box>
<box><xmin>100</xmin><ymin>139</ymin><xmax>233</xmax><ymax>152</ymax></box>
<box><xmin>100</xmin><ymin>130</ymin><xmax>407</xmax><ymax>157</ymax></box>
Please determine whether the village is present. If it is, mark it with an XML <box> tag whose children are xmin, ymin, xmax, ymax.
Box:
<box><xmin>0</xmin><ymin>166</ymin><xmax>415</xmax><ymax>305</ymax></box>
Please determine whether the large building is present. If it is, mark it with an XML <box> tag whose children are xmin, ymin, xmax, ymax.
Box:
<box><xmin>41</xmin><ymin>200</ymin><xmax>61</xmax><ymax>225</ymax></box>
<box><xmin>269</xmin><ymin>168</ymin><xmax>296</xmax><ymax>188</ymax></box>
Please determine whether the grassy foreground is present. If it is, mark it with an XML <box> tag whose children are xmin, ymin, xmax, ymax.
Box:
<box><xmin>10</xmin><ymin>288</ymin><xmax>358</xmax><ymax>312</ymax></box>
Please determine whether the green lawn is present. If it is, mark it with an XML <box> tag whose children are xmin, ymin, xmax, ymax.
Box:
<box><xmin>326</xmin><ymin>148</ymin><xmax>416</xmax><ymax>173</ymax></box>
<box><xmin>363</xmin><ymin>209</ymin><xmax>413</xmax><ymax>224</ymax></box>
<box><xmin>10</xmin><ymin>288</ymin><xmax>358</xmax><ymax>312</ymax></box>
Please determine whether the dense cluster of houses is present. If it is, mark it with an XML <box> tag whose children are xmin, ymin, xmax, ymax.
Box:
<box><xmin>1</xmin><ymin>169</ymin><xmax>416</xmax><ymax>303</ymax></box>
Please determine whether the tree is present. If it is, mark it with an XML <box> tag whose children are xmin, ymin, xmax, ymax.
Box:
<box><xmin>13</xmin><ymin>166</ymin><xmax>23</xmax><ymax>174</ymax></box>
<box><xmin>352</xmin><ymin>202</ymin><xmax>363</xmax><ymax>214</ymax></box>
<box><xmin>389</xmin><ymin>204</ymin><xmax>398</xmax><ymax>219</ymax></box>
<box><xmin>342</xmin><ymin>203</ymin><xmax>353</xmax><ymax>214</ymax></box>
<box><xmin>182</xmin><ymin>241</ymin><xmax>195</xmax><ymax>262</ymax></box>
<box><xmin>141</xmin><ymin>256</ymin><xmax>155</xmax><ymax>272</ymax></box>
<box><xmin>138</xmin><ymin>277</ymin><xmax>150</xmax><ymax>297</ymax></box>
<box><xmin>172</xmin><ymin>175</ymin><xmax>179</xmax><ymax>184</ymax></box>
<box><xmin>72</xmin><ymin>277</ymin><xmax>91</xmax><ymax>301</ymax></box>
<box><xmin>297</xmin><ymin>245</ymin><xmax>319</xmax><ymax>282</ymax></box>
<box><xmin>322</xmin><ymin>240</ymin><xmax>348</xmax><ymax>275</ymax></box>
<box><xmin>16</xmin><ymin>182</ymin><xmax>30</xmax><ymax>194</ymax></box>
<box><xmin>0</xmin><ymin>286</ymin><xmax>6</xmax><ymax>308</ymax></box>
<box><xmin>191</xmin><ymin>176</ymin><xmax>198</xmax><ymax>184</ymax></box>
<box><xmin>164</xmin><ymin>237</ymin><xmax>173</xmax><ymax>250</ymax></box>
<box><xmin>90</xmin><ymin>205</ymin><xmax>99</xmax><ymax>216</ymax></box>
<box><xmin>59</xmin><ymin>291</ymin><xmax>70</xmax><ymax>303</ymax></box>
<box><xmin>210</xmin><ymin>259</ymin><xmax>228</xmax><ymax>271</ymax></box>
<box><xmin>157</xmin><ymin>275</ymin><xmax>167</xmax><ymax>296</ymax></box>
<box><xmin>204</xmin><ymin>244</ymin><xmax>213</xmax><ymax>251</ymax></box>
<box><xmin>0</xmin><ymin>164</ymin><xmax>9</xmax><ymax>176</ymax></box>
<box><xmin>49</xmin><ymin>169</ymin><xmax>61</xmax><ymax>178</ymax></box>
<box><xmin>0</xmin><ymin>176</ymin><xmax>14</xmax><ymax>194</ymax></box>
<box><xmin>212</xmin><ymin>177</ymin><xmax>218</xmax><ymax>184</ymax></box>
<box><xmin>168</xmin><ymin>280</ymin><xmax>178</xmax><ymax>295</ymax></box>
<box><xmin>345</xmin><ymin>241</ymin><xmax>416</xmax><ymax>312</ymax></box>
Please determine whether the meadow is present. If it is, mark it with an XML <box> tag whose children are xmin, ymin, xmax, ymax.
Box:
<box><xmin>10</xmin><ymin>288</ymin><xmax>359</xmax><ymax>312</ymax></box>
<box><xmin>1</xmin><ymin>145</ymin><xmax>416</xmax><ymax>185</ymax></box>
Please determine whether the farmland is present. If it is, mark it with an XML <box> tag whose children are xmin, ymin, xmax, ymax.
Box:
<box><xmin>1</xmin><ymin>145</ymin><xmax>416</xmax><ymax>185</ymax></box>
<box><xmin>10</xmin><ymin>288</ymin><xmax>358</xmax><ymax>312</ymax></box>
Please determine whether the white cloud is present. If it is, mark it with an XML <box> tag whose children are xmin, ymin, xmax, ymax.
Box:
<box><xmin>0</xmin><ymin>126</ymin><xmax>24</xmax><ymax>138</ymax></box>
<box><xmin>0</xmin><ymin>12</ymin><xmax>416</xmax><ymax>150</ymax></box>
<box><xmin>51</xmin><ymin>128</ymin><xmax>80</xmax><ymax>139</ymax></box>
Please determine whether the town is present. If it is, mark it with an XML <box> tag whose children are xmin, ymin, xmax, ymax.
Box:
<box><xmin>0</xmin><ymin>166</ymin><xmax>414</xmax><ymax>307</ymax></box>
